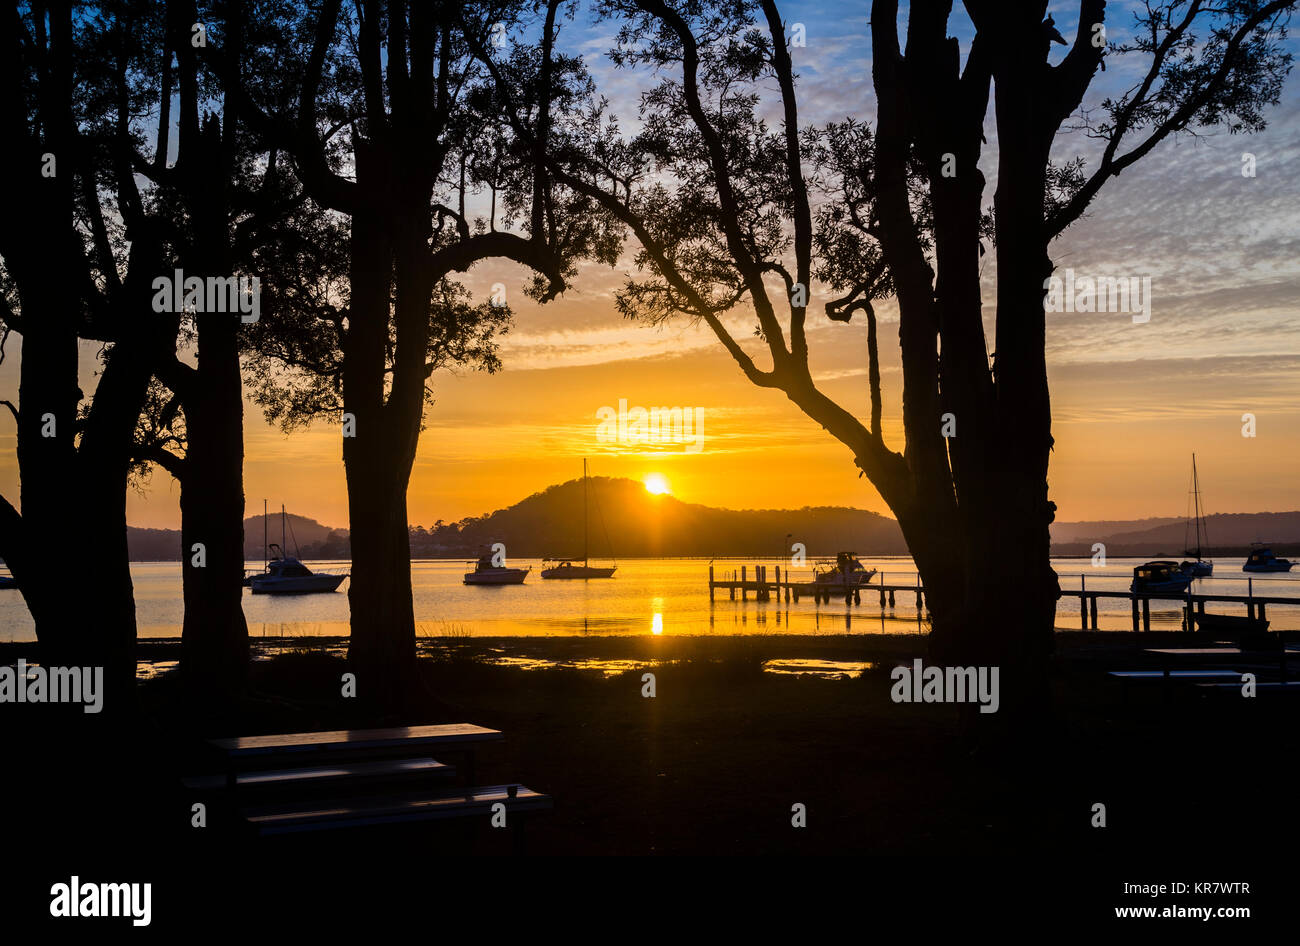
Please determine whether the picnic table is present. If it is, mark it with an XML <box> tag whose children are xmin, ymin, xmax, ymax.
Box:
<box><xmin>187</xmin><ymin>723</ymin><xmax>551</xmax><ymax>845</ymax></box>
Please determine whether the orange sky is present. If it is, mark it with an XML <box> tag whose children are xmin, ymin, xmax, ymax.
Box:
<box><xmin>134</xmin><ymin>250</ymin><xmax>1300</xmax><ymax>530</ymax></box>
<box><xmin>4</xmin><ymin>5</ymin><xmax>1299</xmax><ymax>531</ymax></box>
<box><xmin>3</xmin><ymin>206</ymin><xmax>1299</xmax><ymax>533</ymax></box>
<box><xmin>2</xmin><ymin>231</ymin><xmax>1299</xmax><ymax>533</ymax></box>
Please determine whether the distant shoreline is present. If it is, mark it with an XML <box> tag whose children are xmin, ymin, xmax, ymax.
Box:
<box><xmin>79</xmin><ymin>545</ymin><xmax>1300</xmax><ymax>564</ymax></box>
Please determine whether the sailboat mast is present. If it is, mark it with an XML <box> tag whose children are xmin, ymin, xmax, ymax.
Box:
<box><xmin>583</xmin><ymin>458</ymin><xmax>589</xmax><ymax>568</ymax></box>
<box><xmin>263</xmin><ymin>499</ymin><xmax>268</xmax><ymax>572</ymax></box>
<box><xmin>281</xmin><ymin>503</ymin><xmax>286</xmax><ymax>556</ymax></box>
<box><xmin>1193</xmin><ymin>454</ymin><xmax>1204</xmax><ymax>558</ymax></box>
<box><xmin>1191</xmin><ymin>455</ymin><xmax>1199</xmax><ymax>557</ymax></box>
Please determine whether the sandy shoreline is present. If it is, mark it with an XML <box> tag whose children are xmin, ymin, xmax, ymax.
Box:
<box><xmin>2</xmin><ymin>628</ymin><xmax>1241</xmax><ymax>681</ymax></box>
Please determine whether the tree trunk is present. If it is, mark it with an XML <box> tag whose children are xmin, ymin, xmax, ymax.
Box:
<box><xmin>8</xmin><ymin>301</ymin><xmax>147</xmax><ymax>710</ymax></box>
<box><xmin>344</xmin><ymin>452</ymin><xmax>418</xmax><ymax>693</ymax></box>
<box><xmin>74</xmin><ymin>311</ymin><xmax>166</xmax><ymax>710</ymax></box>
<box><xmin>12</xmin><ymin>296</ymin><xmax>83</xmax><ymax>663</ymax></box>
<box><xmin>179</xmin><ymin>313</ymin><xmax>250</xmax><ymax>694</ymax></box>
<box><xmin>75</xmin><ymin>457</ymin><xmax>141</xmax><ymax>711</ymax></box>
<box><xmin>176</xmin><ymin>115</ymin><xmax>250</xmax><ymax>696</ymax></box>
<box><xmin>987</xmin><ymin>17</ymin><xmax>1062</xmax><ymax>721</ymax></box>
<box><xmin>341</xmin><ymin>189</ymin><xmax>420</xmax><ymax>698</ymax></box>
<box><xmin>897</xmin><ymin>483</ymin><xmax>1058</xmax><ymax>734</ymax></box>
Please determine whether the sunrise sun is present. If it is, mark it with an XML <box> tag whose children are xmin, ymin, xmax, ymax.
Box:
<box><xmin>644</xmin><ymin>473</ymin><xmax>671</xmax><ymax>495</ymax></box>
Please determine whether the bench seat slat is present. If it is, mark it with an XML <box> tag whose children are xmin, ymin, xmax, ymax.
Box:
<box><xmin>243</xmin><ymin>785</ymin><xmax>552</xmax><ymax>835</ymax></box>
<box><xmin>1144</xmin><ymin>648</ymin><xmax>1241</xmax><ymax>655</ymax></box>
<box><xmin>211</xmin><ymin>723</ymin><xmax>502</xmax><ymax>757</ymax></box>
<box><xmin>1109</xmin><ymin>670</ymin><xmax>1241</xmax><ymax>679</ymax></box>
<box><xmin>182</xmin><ymin>757</ymin><xmax>453</xmax><ymax>792</ymax></box>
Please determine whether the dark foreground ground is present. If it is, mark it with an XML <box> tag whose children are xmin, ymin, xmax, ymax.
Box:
<box><xmin>2</xmin><ymin>631</ymin><xmax>1293</xmax><ymax>925</ymax></box>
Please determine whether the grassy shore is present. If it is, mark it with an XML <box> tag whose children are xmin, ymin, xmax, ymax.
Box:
<box><xmin>134</xmin><ymin>632</ymin><xmax>1295</xmax><ymax>855</ymax></box>
<box><xmin>4</xmin><ymin>630</ymin><xmax>1291</xmax><ymax>873</ymax></box>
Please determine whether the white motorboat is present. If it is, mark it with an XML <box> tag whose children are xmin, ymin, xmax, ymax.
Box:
<box><xmin>250</xmin><ymin>546</ymin><xmax>348</xmax><ymax>595</ymax></box>
<box><xmin>813</xmin><ymin>552</ymin><xmax>877</xmax><ymax>588</ymax></box>
<box><xmin>246</xmin><ymin>501</ymin><xmax>348</xmax><ymax>595</ymax></box>
<box><xmin>464</xmin><ymin>552</ymin><xmax>530</xmax><ymax>585</ymax></box>
<box><xmin>1243</xmin><ymin>545</ymin><xmax>1294</xmax><ymax>573</ymax></box>
<box><xmin>1131</xmin><ymin>560</ymin><xmax>1194</xmax><ymax>595</ymax></box>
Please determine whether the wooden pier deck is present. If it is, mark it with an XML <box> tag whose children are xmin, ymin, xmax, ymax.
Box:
<box><xmin>708</xmin><ymin>564</ymin><xmax>929</xmax><ymax>608</ymax></box>
<box><xmin>707</xmin><ymin>564</ymin><xmax>1300</xmax><ymax>631</ymax></box>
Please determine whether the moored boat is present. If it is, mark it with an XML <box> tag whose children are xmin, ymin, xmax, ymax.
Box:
<box><xmin>813</xmin><ymin>552</ymin><xmax>877</xmax><ymax>588</ymax></box>
<box><xmin>246</xmin><ymin>501</ymin><xmax>349</xmax><ymax>594</ymax></box>
<box><xmin>541</xmin><ymin>458</ymin><xmax>617</xmax><ymax>580</ymax></box>
<box><xmin>250</xmin><ymin>546</ymin><xmax>348</xmax><ymax>595</ymax></box>
<box><xmin>1178</xmin><ymin>454</ymin><xmax>1214</xmax><ymax>578</ymax></box>
<box><xmin>1243</xmin><ymin>545</ymin><xmax>1294</xmax><ymax>573</ymax></box>
<box><xmin>539</xmin><ymin>559</ymin><xmax>616</xmax><ymax>579</ymax></box>
<box><xmin>464</xmin><ymin>551</ymin><xmax>530</xmax><ymax>585</ymax></box>
<box><xmin>1131</xmin><ymin>560</ymin><xmax>1194</xmax><ymax>595</ymax></box>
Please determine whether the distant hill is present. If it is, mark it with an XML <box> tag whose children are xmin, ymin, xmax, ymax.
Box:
<box><xmin>123</xmin><ymin>483</ymin><xmax>903</xmax><ymax>560</ymax></box>
<box><xmin>127</xmin><ymin>512</ymin><xmax>349</xmax><ymax>561</ymax></box>
<box><xmin>1050</xmin><ymin>517</ymin><xmax>1183</xmax><ymax>544</ymax></box>
<box><xmin>417</xmin><ymin>476</ymin><xmax>907</xmax><ymax>558</ymax></box>
<box><xmin>120</xmin><ymin>485</ymin><xmax>1300</xmax><ymax>561</ymax></box>
<box><xmin>1050</xmin><ymin>512</ymin><xmax>1300</xmax><ymax>557</ymax></box>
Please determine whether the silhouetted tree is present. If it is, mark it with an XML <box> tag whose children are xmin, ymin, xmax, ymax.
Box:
<box><xmin>222</xmin><ymin>0</ymin><xmax>618</xmax><ymax>692</ymax></box>
<box><xmin>0</xmin><ymin>0</ymin><xmax>180</xmax><ymax>706</ymax></box>
<box><xmin>117</xmin><ymin>0</ymin><xmax>294</xmax><ymax>695</ymax></box>
<box><xmin>481</xmin><ymin>0</ymin><xmax>1296</xmax><ymax>722</ymax></box>
<box><xmin>129</xmin><ymin>0</ymin><xmax>266</xmax><ymax>694</ymax></box>
<box><xmin>2</xmin><ymin>0</ymin><xmax>313</xmax><ymax>700</ymax></box>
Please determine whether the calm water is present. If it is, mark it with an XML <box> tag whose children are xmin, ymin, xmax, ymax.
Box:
<box><xmin>1</xmin><ymin>556</ymin><xmax>1297</xmax><ymax>642</ymax></box>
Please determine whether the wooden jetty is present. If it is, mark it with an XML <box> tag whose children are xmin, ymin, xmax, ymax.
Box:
<box><xmin>1062</xmin><ymin>575</ymin><xmax>1299</xmax><ymax>632</ymax></box>
<box><xmin>708</xmin><ymin>564</ymin><xmax>926</xmax><ymax>609</ymax></box>
<box><xmin>707</xmin><ymin>565</ymin><xmax>1300</xmax><ymax>632</ymax></box>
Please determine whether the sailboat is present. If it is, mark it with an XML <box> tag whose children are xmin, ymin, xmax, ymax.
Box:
<box><xmin>541</xmin><ymin>459</ymin><xmax>617</xmax><ymax>579</ymax></box>
<box><xmin>247</xmin><ymin>501</ymin><xmax>349</xmax><ymax>594</ymax></box>
<box><xmin>1178</xmin><ymin>455</ymin><xmax>1213</xmax><ymax>578</ymax></box>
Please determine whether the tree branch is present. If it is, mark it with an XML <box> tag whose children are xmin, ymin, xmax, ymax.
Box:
<box><xmin>1048</xmin><ymin>0</ymin><xmax>1292</xmax><ymax>236</ymax></box>
<box><xmin>132</xmin><ymin>444</ymin><xmax>186</xmax><ymax>479</ymax></box>
<box><xmin>1049</xmin><ymin>0</ymin><xmax>1108</xmax><ymax>129</ymax></box>
<box><xmin>635</xmin><ymin>0</ymin><xmax>791</xmax><ymax>366</ymax></box>
<box><xmin>759</xmin><ymin>0</ymin><xmax>812</xmax><ymax>362</ymax></box>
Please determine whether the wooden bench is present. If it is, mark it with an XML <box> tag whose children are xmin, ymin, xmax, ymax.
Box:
<box><xmin>186</xmin><ymin>723</ymin><xmax>548</xmax><ymax>848</ymax></box>
<box><xmin>242</xmin><ymin>784</ymin><xmax>552</xmax><ymax>837</ymax></box>
<box><xmin>209</xmin><ymin>723</ymin><xmax>503</xmax><ymax>788</ymax></box>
